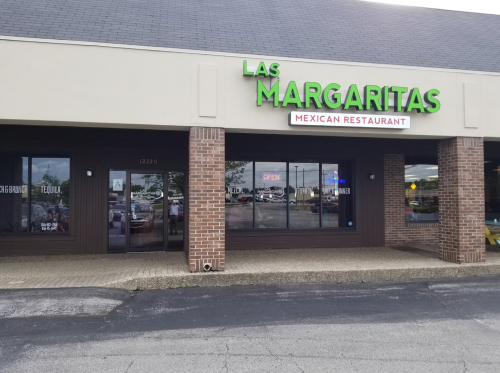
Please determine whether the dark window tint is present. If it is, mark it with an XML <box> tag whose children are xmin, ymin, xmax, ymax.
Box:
<box><xmin>0</xmin><ymin>155</ymin><xmax>28</xmax><ymax>233</ymax></box>
<box><xmin>322</xmin><ymin>162</ymin><xmax>354</xmax><ymax>228</ymax></box>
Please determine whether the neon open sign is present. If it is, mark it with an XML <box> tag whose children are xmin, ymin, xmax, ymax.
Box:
<box><xmin>325</xmin><ymin>178</ymin><xmax>346</xmax><ymax>184</ymax></box>
<box><xmin>263</xmin><ymin>173</ymin><xmax>280</xmax><ymax>181</ymax></box>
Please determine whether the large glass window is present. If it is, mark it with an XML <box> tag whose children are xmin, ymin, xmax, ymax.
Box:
<box><xmin>289</xmin><ymin>163</ymin><xmax>320</xmax><ymax>229</ymax></box>
<box><xmin>225</xmin><ymin>161</ymin><xmax>253</xmax><ymax>229</ymax></box>
<box><xmin>322</xmin><ymin>162</ymin><xmax>354</xmax><ymax>228</ymax></box>
<box><xmin>225</xmin><ymin>160</ymin><xmax>354</xmax><ymax>230</ymax></box>
<box><xmin>0</xmin><ymin>155</ymin><xmax>28</xmax><ymax>233</ymax></box>
<box><xmin>485</xmin><ymin>161</ymin><xmax>500</xmax><ymax>221</ymax></box>
<box><xmin>404</xmin><ymin>164</ymin><xmax>438</xmax><ymax>223</ymax></box>
<box><xmin>255</xmin><ymin>162</ymin><xmax>287</xmax><ymax>229</ymax></box>
<box><xmin>0</xmin><ymin>154</ymin><xmax>70</xmax><ymax>233</ymax></box>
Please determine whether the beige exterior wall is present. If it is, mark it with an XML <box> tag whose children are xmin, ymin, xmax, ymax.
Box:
<box><xmin>1</xmin><ymin>37</ymin><xmax>499</xmax><ymax>139</ymax></box>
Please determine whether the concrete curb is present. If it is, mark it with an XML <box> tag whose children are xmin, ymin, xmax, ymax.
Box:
<box><xmin>104</xmin><ymin>263</ymin><xmax>500</xmax><ymax>291</ymax></box>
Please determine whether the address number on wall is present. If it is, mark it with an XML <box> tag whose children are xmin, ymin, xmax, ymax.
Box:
<box><xmin>139</xmin><ymin>159</ymin><xmax>158</xmax><ymax>164</ymax></box>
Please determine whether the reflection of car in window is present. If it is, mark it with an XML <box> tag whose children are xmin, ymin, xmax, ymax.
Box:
<box><xmin>120</xmin><ymin>203</ymin><xmax>155</xmax><ymax>234</ymax></box>
<box><xmin>311</xmin><ymin>202</ymin><xmax>339</xmax><ymax>214</ymax></box>
<box><xmin>21</xmin><ymin>203</ymin><xmax>48</xmax><ymax>232</ymax></box>
<box><xmin>112</xmin><ymin>204</ymin><xmax>126</xmax><ymax>221</ymax></box>
<box><xmin>238</xmin><ymin>195</ymin><xmax>254</xmax><ymax>203</ymax></box>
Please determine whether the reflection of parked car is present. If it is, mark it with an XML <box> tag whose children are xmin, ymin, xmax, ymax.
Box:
<box><xmin>311</xmin><ymin>202</ymin><xmax>339</xmax><ymax>214</ymax></box>
<box><xmin>112</xmin><ymin>204</ymin><xmax>126</xmax><ymax>221</ymax></box>
<box><xmin>120</xmin><ymin>203</ymin><xmax>155</xmax><ymax>234</ymax></box>
<box><xmin>238</xmin><ymin>195</ymin><xmax>254</xmax><ymax>203</ymax></box>
<box><xmin>21</xmin><ymin>203</ymin><xmax>47</xmax><ymax>232</ymax></box>
<box><xmin>256</xmin><ymin>194</ymin><xmax>274</xmax><ymax>202</ymax></box>
<box><xmin>45</xmin><ymin>206</ymin><xmax>69</xmax><ymax>216</ymax></box>
<box><xmin>409</xmin><ymin>201</ymin><xmax>420</xmax><ymax>206</ymax></box>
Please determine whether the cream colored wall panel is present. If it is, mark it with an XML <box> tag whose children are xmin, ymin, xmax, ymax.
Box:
<box><xmin>198</xmin><ymin>64</ymin><xmax>217</xmax><ymax>117</ymax></box>
<box><xmin>463</xmin><ymin>81</ymin><xmax>481</xmax><ymax>129</ymax></box>
<box><xmin>189</xmin><ymin>55</ymin><xmax>225</xmax><ymax>126</ymax></box>
<box><xmin>0</xmin><ymin>40</ymin><xmax>191</xmax><ymax>127</ymax></box>
<box><xmin>479</xmin><ymin>74</ymin><xmax>500</xmax><ymax>140</ymax></box>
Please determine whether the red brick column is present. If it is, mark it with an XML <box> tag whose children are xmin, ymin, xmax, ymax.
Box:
<box><xmin>384</xmin><ymin>154</ymin><xmax>438</xmax><ymax>246</ymax></box>
<box><xmin>188</xmin><ymin>127</ymin><xmax>225</xmax><ymax>272</ymax></box>
<box><xmin>439</xmin><ymin>137</ymin><xmax>485</xmax><ymax>263</ymax></box>
<box><xmin>384</xmin><ymin>154</ymin><xmax>406</xmax><ymax>245</ymax></box>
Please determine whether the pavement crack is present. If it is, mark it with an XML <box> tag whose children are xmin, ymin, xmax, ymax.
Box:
<box><xmin>428</xmin><ymin>286</ymin><xmax>449</xmax><ymax>311</ymax></box>
<box><xmin>124</xmin><ymin>358</ymin><xmax>135</xmax><ymax>373</ymax></box>
<box><xmin>341</xmin><ymin>352</ymin><xmax>359</xmax><ymax>372</ymax></box>
<box><xmin>219</xmin><ymin>343</ymin><xmax>229</xmax><ymax>373</ymax></box>
<box><xmin>292</xmin><ymin>360</ymin><xmax>305</xmax><ymax>373</ymax></box>
<box><xmin>461</xmin><ymin>358</ymin><xmax>468</xmax><ymax>373</ymax></box>
<box><xmin>242</xmin><ymin>334</ymin><xmax>307</xmax><ymax>373</ymax></box>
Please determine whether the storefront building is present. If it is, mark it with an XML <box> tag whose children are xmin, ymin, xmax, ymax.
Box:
<box><xmin>1</xmin><ymin>0</ymin><xmax>499</xmax><ymax>270</ymax></box>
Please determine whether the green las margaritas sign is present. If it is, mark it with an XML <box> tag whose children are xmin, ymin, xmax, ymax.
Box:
<box><xmin>243</xmin><ymin>61</ymin><xmax>440</xmax><ymax>113</ymax></box>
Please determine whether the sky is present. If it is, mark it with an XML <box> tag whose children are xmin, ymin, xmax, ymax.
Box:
<box><xmin>361</xmin><ymin>0</ymin><xmax>500</xmax><ymax>15</ymax></box>
<box><xmin>405</xmin><ymin>165</ymin><xmax>438</xmax><ymax>182</ymax></box>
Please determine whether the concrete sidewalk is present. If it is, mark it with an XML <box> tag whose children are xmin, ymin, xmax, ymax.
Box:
<box><xmin>1</xmin><ymin>246</ymin><xmax>500</xmax><ymax>291</ymax></box>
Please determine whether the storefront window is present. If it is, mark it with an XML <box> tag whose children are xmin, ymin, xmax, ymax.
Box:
<box><xmin>0</xmin><ymin>154</ymin><xmax>70</xmax><ymax>233</ymax></box>
<box><xmin>404</xmin><ymin>164</ymin><xmax>438</xmax><ymax>223</ymax></box>
<box><xmin>0</xmin><ymin>155</ymin><xmax>28</xmax><ymax>233</ymax></box>
<box><xmin>255</xmin><ymin>162</ymin><xmax>287</xmax><ymax>228</ymax></box>
<box><xmin>322</xmin><ymin>162</ymin><xmax>354</xmax><ymax>228</ymax></box>
<box><xmin>289</xmin><ymin>163</ymin><xmax>320</xmax><ymax>229</ymax></box>
<box><xmin>225</xmin><ymin>159</ymin><xmax>354</xmax><ymax>230</ymax></box>
<box><xmin>225</xmin><ymin>161</ymin><xmax>253</xmax><ymax>229</ymax></box>
<box><xmin>485</xmin><ymin>161</ymin><xmax>500</xmax><ymax>221</ymax></box>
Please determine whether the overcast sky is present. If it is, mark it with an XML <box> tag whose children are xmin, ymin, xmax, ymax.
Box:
<box><xmin>361</xmin><ymin>0</ymin><xmax>500</xmax><ymax>15</ymax></box>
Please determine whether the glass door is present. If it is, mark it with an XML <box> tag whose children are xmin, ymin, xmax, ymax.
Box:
<box><xmin>128</xmin><ymin>172</ymin><xmax>165</xmax><ymax>252</ymax></box>
<box><xmin>108</xmin><ymin>170</ymin><xmax>127</xmax><ymax>253</ymax></box>
<box><xmin>108</xmin><ymin>170</ymin><xmax>165</xmax><ymax>253</ymax></box>
<box><xmin>167</xmin><ymin>171</ymin><xmax>185</xmax><ymax>250</ymax></box>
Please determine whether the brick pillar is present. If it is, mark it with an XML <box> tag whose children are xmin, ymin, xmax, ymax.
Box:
<box><xmin>439</xmin><ymin>137</ymin><xmax>485</xmax><ymax>263</ymax></box>
<box><xmin>384</xmin><ymin>154</ymin><xmax>405</xmax><ymax>245</ymax></box>
<box><xmin>188</xmin><ymin>127</ymin><xmax>225</xmax><ymax>272</ymax></box>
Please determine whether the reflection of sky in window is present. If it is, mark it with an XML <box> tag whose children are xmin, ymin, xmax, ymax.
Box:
<box><xmin>31</xmin><ymin>158</ymin><xmax>70</xmax><ymax>183</ymax></box>
<box><xmin>405</xmin><ymin>165</ymin><xmax>438</xmax><ymax>181</ymax></box>
<box><xmin>289</xmin><ymin>163</ymin><xmax>320</xmax><ymax>187</ymax></box>
<box><xmin>226</xmin><ymin>162</ymin><xmax>253</xmax><ymax>188</ymax></box>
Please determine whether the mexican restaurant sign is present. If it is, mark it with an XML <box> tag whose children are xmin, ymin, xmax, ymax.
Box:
<box><xmin>290</xmin><ymin>112</ymin><xmax>410</xmax><ymax>129</ymax></box>
<box><xmin>243</xmin><ymin>61</ymin><xmax>440</xmax><ymax>129</ymax></box>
